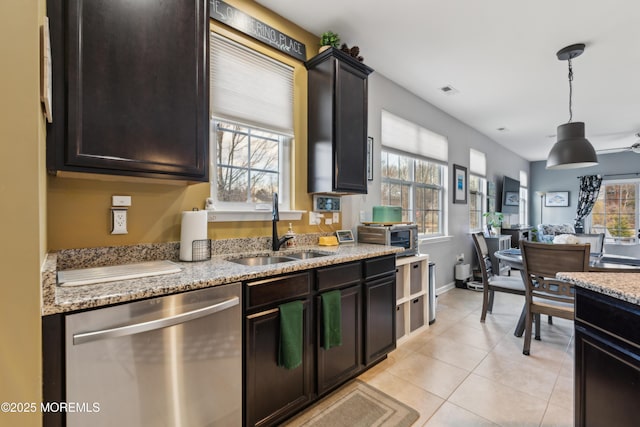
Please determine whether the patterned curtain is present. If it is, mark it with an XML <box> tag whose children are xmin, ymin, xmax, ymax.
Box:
<box><xmin>574</xmin><ymin>175</ymin><xmax>602</xmax><ymax>233</ymax></box>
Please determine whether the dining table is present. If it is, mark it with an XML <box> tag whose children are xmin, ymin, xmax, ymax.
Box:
<box><xmin>494</xmin><ymin>248</ymin><xmax>640</xmax><ymax>336</ymax></box>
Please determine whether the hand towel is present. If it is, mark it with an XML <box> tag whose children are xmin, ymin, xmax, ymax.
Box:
<box><xmin>278</xmin><ymin>300</ymin><xmax>303</xmax><ymax>370</ymax></box>
<box><xmin>322</xmin><ymin>290</ymin><xmax>342</xmax><ymax>350</ymax></box>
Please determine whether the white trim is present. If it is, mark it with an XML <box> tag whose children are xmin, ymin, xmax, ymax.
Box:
<box><xmin>207</xmin><ymin>210</ymin><xmax>305</xmax><ymax>222</ymax></box>
<box><xmin>419</xmin><ymin>235</ymin><xmax>453</xmax><ymax>245</ymax></box>
<box><xmin>436</xmin><ymin>282</ymin><xmax>456</xmax><ymax>295</ymax></box>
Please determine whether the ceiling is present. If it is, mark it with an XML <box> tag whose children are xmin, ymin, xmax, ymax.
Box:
<box><xmin>257</xmin><ymin>0</ymin><xmax>640</xmax><ymax>162</ymax></box>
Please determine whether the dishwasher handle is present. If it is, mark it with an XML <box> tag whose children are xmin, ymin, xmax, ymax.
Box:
<box><xmin>73</xmin><ymin>296</ymin><xmax>239</xmax><ymax>345</ymax></box>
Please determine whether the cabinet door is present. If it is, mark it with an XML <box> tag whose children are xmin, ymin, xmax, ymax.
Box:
<box><xmin>316</xmin><ymin>284</ymin><xmax>362</xmax><ymax>395</ymax></box>
<box><xmin>575</xmin><ymin>325</ymin><xmax>640</xmax><ymax>427</ymax></box>
<box><xmin>47</xmin><ymin>0</ymin><xmax>209</xmax><ymax>181</ymax></box>
<box><xmin>334</xmin><ymin>61</ymin><xmax>368</xmax><ymax>193</ymax></box>
<box><xmin>245</xmin><ymin>300</ymin><xmax>313</xmax><ymax>427</ymax></box>
<box><xmin>363</xmin><ymin>275</ymin><xmax>396</xmax><ymax>365</ymax></box>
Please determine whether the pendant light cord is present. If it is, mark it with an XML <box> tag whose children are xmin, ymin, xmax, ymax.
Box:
<box><xmin>567</xmin><ymin>58</ymin><xmax>574</xmax><ymax>123</ymax></box>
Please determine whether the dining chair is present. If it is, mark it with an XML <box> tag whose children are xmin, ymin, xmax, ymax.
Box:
<box><xmin>472</xmin><ymin>232</ymin><xmax>526</xmax><ymax>322</ymax></box>
<box><xmin>573</xmin><ymin>233</ymin><xmax>605</xmax><ymax>255</ymax></box>
<box><xmin>520</xmin><ymin>241</ymin><xmax>590</xmax><ymax>355</ymax></box>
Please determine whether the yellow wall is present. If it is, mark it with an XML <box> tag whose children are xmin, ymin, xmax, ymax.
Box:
<box><xmin>0</xmin><ymin>0</ymin><xmax>47</xmax><ymax>425</ymax></box>
<box><xmin>47</xmin><ymin>0</ymin><xmax>323</xmax><ymax>250</ymax></box>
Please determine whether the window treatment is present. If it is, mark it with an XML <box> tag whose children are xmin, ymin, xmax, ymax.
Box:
<box><xmin>574</xmin><ymin>175</ymin><xmax>602</xmax><ymax>233</ymax></box>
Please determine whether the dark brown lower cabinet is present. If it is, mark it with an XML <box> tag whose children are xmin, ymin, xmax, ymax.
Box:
<box><xmin>244</xmin><ymin>256</ymin><xmax>396</xmax><ymax>426</ymax></box>
<box><xmin>363</xmin><ymin>255</ymin><xmax>397</xmax><ymax>366</ymax></box>
<box><xmin>316</xmin><ymin>284</ymin><xmax>362</xmax><ymax>395</ymax></box>
<box><xmin>245</xmin><ymin>273</ymin><xmax>313</xmax><ymax>427</ymax></box>
<box><xmin>574</xmin><ymin>287</ymin><xmax>640</xmax><ymax>427</ymax></box>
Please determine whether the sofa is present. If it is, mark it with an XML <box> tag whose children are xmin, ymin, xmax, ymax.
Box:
<box><xmin>536</xmin><ymin>223</ymin><xmax>576</xmax><ymax>243</ymax></box>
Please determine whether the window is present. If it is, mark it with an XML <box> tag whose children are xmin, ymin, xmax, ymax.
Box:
<box><xmin>381</xmin><ymin>150</ymin><xmax>445</xmax><ymax>236</ymax></box>
<box><xmin>590</xmin><ymin>179</ymin><xmax>638</xmax><ymax>244</ymax></box>
<box><xmin>469</xmin><ymin>149</ymin><xmax>486</xmax><ymax>231</ymax></box>
<box><xmin>209</xmin><ymin>33</ymin><xmax>293</xmax><ymax>211</ymax></box>
<box><xmin>469</xmin><ymin>175</ymin><xmax>485</xmax><ymax>231</ymax></box>
<box><xmin>519</xmin><ymin>170</ymin><xmax>528</xmax><ymax>226</ymax></box>
<box><xmin>213</xmin><ymin>119</ymin><xmax>290</xmax><ymax>207</ymax></box>
<box><xmin>380</xmin><ymin>111</ymin><xmax>448</xmax><ymax>237</ymax></box>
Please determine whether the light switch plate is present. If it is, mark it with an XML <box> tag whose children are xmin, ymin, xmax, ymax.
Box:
<box><xmin>112</xmin><ymin>195</ymin><xmax>131</xmax><ymax>207</ymax></box>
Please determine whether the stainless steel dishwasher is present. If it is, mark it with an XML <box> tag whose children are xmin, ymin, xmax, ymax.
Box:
<box><xmin>65</xmin><ymin>283</ymin><xmax>241</xmax><ymax>427</ymax></box>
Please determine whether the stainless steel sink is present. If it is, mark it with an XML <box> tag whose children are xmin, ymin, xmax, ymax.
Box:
<box><xmin>228</xmin><ymin>251</ymin><xmax>331</xmax><ymax>266</ymax></box>
<box><xmin>228</xmin><ymin>256</ymin><xmax>297</xmax><ymax>266</ymax></box>
<box><xmin>286</xmin><ymin>251</ymin><xmax>331</xmax><ymax>260</ymax></box>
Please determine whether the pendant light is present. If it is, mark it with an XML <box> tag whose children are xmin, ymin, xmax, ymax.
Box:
<box><xmin>546</xmin><ymin>43</ymin><xmax>598</xmax><ymax>170</ymax></box>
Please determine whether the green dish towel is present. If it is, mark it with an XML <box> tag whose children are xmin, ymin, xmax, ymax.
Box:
<box><xmin>278</xmin><ymin>300</ymin><xmax>303</xmax><ymax>370</ymax></box>
<box><xmin>322</xmin><ymin>290</ymin><xmax>342</xmax><ymax>350</ymax></box>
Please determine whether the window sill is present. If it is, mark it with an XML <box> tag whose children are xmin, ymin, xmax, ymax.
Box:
<box><xmin>419</xmin><ymin>235</ymin><xmax>453</xmax><ymax>244</ymax></box>
<box><xmin>207</xmin><ymin>209</ymin><xmax>305</xmax><ymax>222</ymax></box>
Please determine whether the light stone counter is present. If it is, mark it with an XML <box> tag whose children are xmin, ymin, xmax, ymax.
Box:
<box><xmin>556</xmin><ymin>272</ymin><xmax>640</xmax><ymax>306</ymax></box>
<box><xmin>42</xmin><ymin>239</ymin><xmax>402</xmax><ymax>316</ymax></box>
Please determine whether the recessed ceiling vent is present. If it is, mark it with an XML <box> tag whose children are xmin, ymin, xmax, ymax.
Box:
<box><xmin>439</xmin><ymin>85</ymin><xmax>459</xmax><ymax>95</ymax></box>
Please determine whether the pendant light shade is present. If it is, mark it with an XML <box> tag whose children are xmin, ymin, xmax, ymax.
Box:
<box><xmin>546</xmin><ymin>43</ymin><xmax>598</xmax><ymax>170</ymax></box>
<box><xmin>546</xmin><ymin>122</ymin><xmax>598</xmax><ymax>169</ymax></box>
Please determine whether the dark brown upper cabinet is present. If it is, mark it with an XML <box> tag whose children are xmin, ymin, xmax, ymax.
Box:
<box><xmin>46</xmin><ymin>0</ymin><xmax>209</xmax><ymax>181</ymax></box>
<box><xmin>306</xmin><ymin>48</ymin><xmax>373</xmax><ymax>194</ymax></box>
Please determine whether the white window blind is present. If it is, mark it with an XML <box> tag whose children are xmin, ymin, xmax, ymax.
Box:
<box><xmin>519</xmin><ymin>170</ymin><xmax>528</xmax><ymax>188</ymax></box>
<box><xmin>210</xmin><ymin>33</ymin><xmax>294</xmax><ymax>136</ymax></box>
<box><xmin>381</xmin><ymin>110</ymin><xmax>448</xmax><ymax>161</ymax></box>
<box><xmin>469</xmin><ymin>148</ymin><xmax>486</xmax><ymax>176</ymax></box>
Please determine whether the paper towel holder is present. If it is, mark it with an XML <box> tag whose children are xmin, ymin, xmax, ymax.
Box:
<box><xmin>188</xmin><ymin>239</ymin><xmax>212</xmax><ymax>262</ymax></box>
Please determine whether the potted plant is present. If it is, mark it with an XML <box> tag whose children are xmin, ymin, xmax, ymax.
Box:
<box><xmin>483</xmin><ymin>212</ymin><xmax>504</xmax><ymax>236</ymax></box>
<box><xmin>319</xmin><ymin>31</ymin><xmax>340</xmax><ymax>53</ymax></box>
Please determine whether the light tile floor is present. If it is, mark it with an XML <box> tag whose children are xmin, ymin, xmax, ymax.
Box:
<box><xmin>357</xmin><ymin>287</ymin><xmax>574</xmax><ymax>427</ymax></box>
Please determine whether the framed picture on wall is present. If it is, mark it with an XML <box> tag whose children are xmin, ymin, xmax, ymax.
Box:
<box><xmin>453</xmin><ymin>164</ymin><xmax>467</xmax><ymax>204</ymax></box>
<box><xmin>545</xmin><ymin>191</ymin><xmax>569</xmax><ymax>207</ymax></box>
<box><xmin>504</xmin><ymin>191</ymin><xmax>520</xmax><ymax>206</ymax></box>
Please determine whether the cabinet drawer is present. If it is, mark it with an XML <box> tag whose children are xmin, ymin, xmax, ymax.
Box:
<box><xmin>576</xmin><ymin>288</ymin><xmax>640</xmax><ymax>349</ymax></box>
<box><xmin>409</xmin><ymin>262</ymin><xmax>422</xmax><ymax>294</ymax></box>
<box><xmin>410</xmin><ymin>296</ymin><xmax>425</xmax><ymax>332</ymax></box>
<box><xmin>316</xmin><ymin>262</ymin><xmax>361</xmax><ymax>291</ymax></box>
<box><xmin>245</xmin><ymin>273</ymin><xmax>311</xmax><ymax>312</ymax></box>
<box><xmin>363</xmin><ymin>255</ymin><xmax>396</xmax><ymax>280</ymax></box>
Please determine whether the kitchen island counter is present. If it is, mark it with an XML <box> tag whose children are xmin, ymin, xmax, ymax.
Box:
<box><xmin>556</xmin><ymin>271</ymin><xmax>640</xmax><ymax>305</ymax></box>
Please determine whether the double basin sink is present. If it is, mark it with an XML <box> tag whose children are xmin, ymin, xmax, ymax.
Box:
<box><xmin>228</xmin><ymin>250</ymin><xmax>331</xmax><ymax>266</ymax></box>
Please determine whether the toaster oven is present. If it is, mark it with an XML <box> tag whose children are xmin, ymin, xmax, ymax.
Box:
<box><xmin>357</xmin><ymin>224</ymin><xmax>418</xmax><ymax>257</ymax></box>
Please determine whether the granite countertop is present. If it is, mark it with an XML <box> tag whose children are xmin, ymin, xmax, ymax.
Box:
<box><xmin>42</xmin><ymin>242</ymin><xmax>402</xmax><ymax>316</ymax></box>
<box><xmin>556</xmin><ymin>272</ymin><xmax>640</xmax><ymax>306</ymax></box>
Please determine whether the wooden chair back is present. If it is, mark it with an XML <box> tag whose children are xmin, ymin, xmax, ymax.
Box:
<box><xmin>472</xmin><ymin>232</ymin><xmax>494</xmax><ymax>280</ymax></box>
<box><xmin>520</xmin><ymin>241</ymin><xmax>590</xmax><ymax>301</ymax></box>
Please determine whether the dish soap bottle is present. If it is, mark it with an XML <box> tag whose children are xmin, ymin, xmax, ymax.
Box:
<box><xmin>285</xmin><ymin>223</ymin><xmax>296</xmax><ymax>248</ymax></box>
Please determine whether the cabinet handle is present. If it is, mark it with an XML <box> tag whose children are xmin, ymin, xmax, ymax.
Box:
<box><xmin>413</xmin><ymin>298</ymin><xmax>419</xmax><ymax>304</ymax></box>
<box><xmin>413</xmin><ymin>264</ymin><xmax>419</xmax><ymax>269</ymax></box>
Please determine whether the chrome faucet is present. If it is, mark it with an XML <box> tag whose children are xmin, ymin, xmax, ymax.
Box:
<box><xmin>272</xmin><ymin>193</ymin><xmax>293</xmax><ymax>251</ymax></box>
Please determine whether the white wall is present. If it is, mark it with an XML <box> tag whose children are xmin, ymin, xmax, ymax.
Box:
<box><xmin>343</xmin><ymin>73</ymin><xmax>530</xmax><ymax>291</ymax></box>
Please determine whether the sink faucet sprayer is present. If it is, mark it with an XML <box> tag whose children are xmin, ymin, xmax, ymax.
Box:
<box><xmin>272</xmin><ymin>193</ymin><xmax>294</xmax><ymax>251</ymax></box>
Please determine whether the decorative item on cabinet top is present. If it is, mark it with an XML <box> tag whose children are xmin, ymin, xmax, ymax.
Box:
<box><xmin>319</xmin><ymin>30</ymin><xmax>340</xmax><ymax>53</ymax></box>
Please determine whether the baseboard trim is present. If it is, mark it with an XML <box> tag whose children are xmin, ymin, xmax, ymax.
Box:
<box><xmin>436</xmin><ymin>282</ymin><xmax>456</xmax><ymax>295</ymax></box>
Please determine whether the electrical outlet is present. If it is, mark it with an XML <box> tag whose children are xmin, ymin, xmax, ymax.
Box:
<box><xmin>309</xmin><ymin>212</ymin><xmax>322</xmax><ymax>225</ymax></box>
<box><xmin>111</xmin><ymin>208</ymin><xmax>128</xmax><ymax>234</ymax></box>
<box><xmin>325</xmin><ymin>218</ymin><xmax>333</xmax><ymax>225</ymax></box>
<box><xmin>333</xmin><ymin>212</ymin><xmax>339</xmax><ymax>222</ymax></box>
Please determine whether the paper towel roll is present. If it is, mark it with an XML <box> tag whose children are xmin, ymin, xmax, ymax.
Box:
<box><xmin>180</xmin><ymin>210</ymin><xmax>208</xmax><ymax>261</ymax></box>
